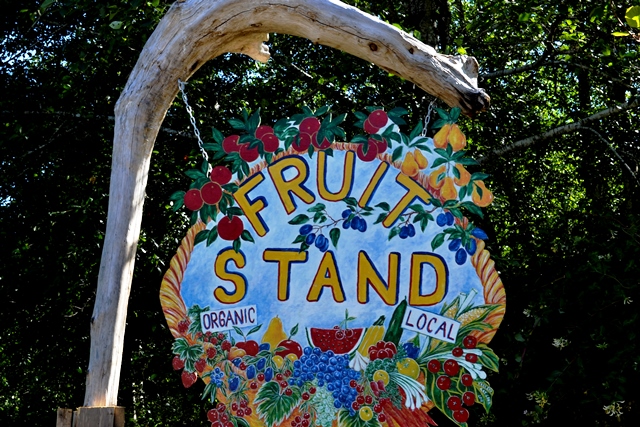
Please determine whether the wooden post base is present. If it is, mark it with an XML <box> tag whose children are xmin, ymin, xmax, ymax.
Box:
<box><xmin>57</xmin><ymin>407</ymin><xmax>124</xmax><ymax>427</ymax></box>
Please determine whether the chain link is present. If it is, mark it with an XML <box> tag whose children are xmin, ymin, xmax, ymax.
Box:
<box><xmin>178</xmin><ymin>79</ymin><xmax>209</xmax><ymax>164</ymax></box>
<box><xmin>421</xmin><ymin>99</ymin><xmax>437</xmax><ymax>137</ymax></box>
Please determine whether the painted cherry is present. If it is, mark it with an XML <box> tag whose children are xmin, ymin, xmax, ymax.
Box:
<box><xmin>461</xmin><ymin>373</ymin><xmax>473</xmax><ymax>386</ymax></box>
<box><xmin>201</xmin><ymin>182</ymin><xmax>222</xmax><ymax>205</ymax></box>
<box><xmin>453</xmin><ymin>408</ymin><xmax>469</xmax><ymax>423</ymax></box>
<box><xmin>463</xmin><ymin>391</ymin><xmax>476</xmax><ymax>406</ymax></box>
<box><xmin>463</xmin><ymin>335</ymin><xmax>478</xmax><ymax>349</ymax></box>
<box><xmin>427</xmin><ymin>359</ymin><xmax>441</xmax><ymax>373</ymax></box>
<box><xmin>465</xmin><ymin>353</ymin><xmax>478</xmax><ymax>363</ymax></box>
<box><xmin>210</xmin><ymin>166</ymin><xmax>232</xmax><ymax>184</ymax></box>
<box><xmin>184</xmin><ymin>188</ymin><xmax>204</xmax><ymax>211</ymax></box>
<box><xmin>436</xmin><ymin>375</ymin><xmax>451</xmax><ymax>390</ymax></box>
<box><xmin>452</xmin><ymin>347</ymin><xmax>463</xmax><ymax>357</ymax></box>
<box><xmin>312</xmin><ymin>134</ymin><xmax>331</xmax><ymax>150</ymax></box>
<box><xmin>262</xmin><ymin>133</ymin><xmax>280</xmax><ymax>152</ymax></box>
<box><xmin>218</xmin><ymin>216</ymin><xmax>244</xmax><ymax>241</ymax></box>
<box><xmin>444</xmin><ymin>359</ymin><xmax>460</xmax><ymax>376</ymax></box>
<box><xmin>447</xmin><ymin>395</ymin><xmax>462</xmax><ymax>410</ymax></box>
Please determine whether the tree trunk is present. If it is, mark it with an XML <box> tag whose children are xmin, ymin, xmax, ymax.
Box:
<box><xmin>84</xmin><ymin>0</ymin><xmax>489</xmax><ymax>407</ymax></box>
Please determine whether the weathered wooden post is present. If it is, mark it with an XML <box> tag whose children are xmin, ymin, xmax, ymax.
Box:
<box><xmin>71</xmin><ymin>0</ymin><xmax>490</xmax><ymax>425</ymax></box>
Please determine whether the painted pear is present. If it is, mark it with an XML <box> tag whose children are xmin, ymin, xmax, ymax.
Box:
<box><xmin>472</xmin><ymin>181</ymin><xmax>494</xmax><ymax>207</ymax></box>
<box><xmin>440</xmin><ymin>177</ymin><xmax>458</xmax><ymax>201</ymax></box>
<box><xmin>454</xmin><ymin>163</ymin><xmax>471</xmax><ymax>186</ymax></box>
<box><xmin>261</xmin><ymin>316</ymin><xmax>287</xmax><ymax>351</ymax></box>
<box><xmin>448</xmin><ymin>124</ymin><xmax>467</xmax><ymax>151</ymax></box>
<box><xmin>428</xmin><ymin>165</ymin><xmax>447</xmax><ymax>189</ymax></box>
<box><xmin>401</xmin><ymin>152</ymin><xmax>420</xmax><ymax>177</ymax></box>
<box><xmin>414</xmin><ymin>149</ymin><xmax>428</xmax><ymax>169</ymax></box>
<box><xmin>433</xmin><ymin>124</ymin><xmax>450</xmax><ymax>149</ymax></box>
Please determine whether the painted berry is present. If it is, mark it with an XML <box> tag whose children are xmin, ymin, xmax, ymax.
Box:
<box><xmin>181</xmin><ymin>370</ymin><xmax>197</xmax><ymax>388</ymax></box>
<box><xmin>452</xmin><ymin>347</ymin><xmax>463</xmax><ymax>357</ymax></box>
<box><xmin>427</xmin><ymin>359</ymin><xmax>441</xmax><ymax>373</ymax></box>
<box><xmin>463</xmin><ymin>391</ymin><xmax>476</xmax><ymax>406</ymax></box>
<box><xmin>444</xmin><ymin>359</ymin><xmax>460</xmax><ymax>376</ymax></box>
<box><xmin>436</xmin><ymin>375</ymin><xmax>451</xmax><ymax>390</ymax></box>
<box><xmin>465</xmin><ymin>353</ymin><xmax>478</xmax><ymax>363</ymax></box>
<box><xmin>463</xmin><ymin>335</ymin><xmax>478</xmax><ymax>349</ymax></box>
<box><xmin>453</xmin><ymin>408</ymin><xmax>470</xmax><ymax>423</ymax></box>
<box><xmin>461</xmin><ymin>373</ymin><xmax>473</xmax><ymax>386</ymax></box>
<box><xmin>239</xmin><ymin>143</ymin><xmax>260</xmax><ymax>162</ymax></box>
<box><xmin>172</xmin><ymin>356</ymin><xmax>185</xmax><ymax>370</ymax></box>
<box><xmin>447</xmin><ymin>396</ymin><xmax>462</xmax><ymax>410</ymax></box>
<box><xmin>368</xmin><ymin>110</ymin><xmax>388</xmax><ymax>128</ymax></box>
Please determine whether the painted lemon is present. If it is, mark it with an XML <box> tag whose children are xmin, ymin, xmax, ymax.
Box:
<box><xmin>373</xmin><ymin>370</ymin><xmax>390</xmax><ymax>386</ymax></box>
<box><xmin>273</xmin><ymin>355</ymin><xmax>284</xmax><ymax>369</ymax></box>
<box><xmin>359</xmin><ymin>406</ymin><xmax>374</xmax><ymax>421</ymax></box>
<box><xmin>396</xmin><ymin>358</ymin><xmax>420</xmax><ymax>379</ymax></box>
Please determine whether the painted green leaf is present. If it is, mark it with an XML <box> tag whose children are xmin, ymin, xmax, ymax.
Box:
<box><xmin>255</xmin><ymin>381</ymin><xmax>302</xmax><ymax>427</ymax></box>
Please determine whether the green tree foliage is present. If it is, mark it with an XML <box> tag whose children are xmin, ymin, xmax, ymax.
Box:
<box><xmin>1</xmin><ymin>0</ymin><xmax>638</xmax><ymax>426</ymax></box>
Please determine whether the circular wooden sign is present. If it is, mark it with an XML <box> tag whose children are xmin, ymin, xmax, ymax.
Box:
<box><xmin>161</xmin><ymin>107</ymin><xmax>505</xmax><ymax>426</ymax></box>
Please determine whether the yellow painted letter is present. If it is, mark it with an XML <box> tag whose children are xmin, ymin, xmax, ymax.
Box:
<box><xmin>214</xmin><ymin>249</ymin><xmax>247</xmax><ymax>304</ymax></box>
<box><xmin>234</xmin><ymin>172</ymin><xmax>268</xmax><ymax>237</ymax></box>
<box><xmin>307</xmin><ymin>251</ymin><xmax>345</xmax><ymax>302</ymax></box>
<box><xmin>317</xmin><ymin>151</ymin><xmax>355</xmax><ymax>201</ymax></box>
<box><xmin>409</xmin><ymin>252</ymin><xmax>448</xmax><ymax>306</ymax></box>
<box><xmin>263</xmin><ymin>249</ymin><xmax>308</xmax><ymax>301</ymax></box>
<box><xmin>268</xmin><ymin>156</ymin><xmax>315</xmax><ymax>214</ymax></box>
<box><xmin>357</xmin><ymin>251</ymin><xmax>399</xmax><ymax>305</ymax></box>
<box><xmin>383</xmin><ymin>173</ymin><xmax>432</xmax><ymax>227</ymax></box>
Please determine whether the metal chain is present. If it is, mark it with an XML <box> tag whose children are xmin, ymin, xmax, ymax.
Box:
<box><xmin>421</xmin><ymin>99</ymin><xmax>437</xmax><ymax>137</ymax></box>
<box><xmin>178</xmin><ymin>79</ymin><xmax>209</xmax><ymax>163</ymax></box>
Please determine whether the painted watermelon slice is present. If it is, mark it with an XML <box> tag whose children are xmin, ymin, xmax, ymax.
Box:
<box><xmin>308</xmin><ymin>327</ymin><xmax>364</xmax><ymax>354</ymax></box>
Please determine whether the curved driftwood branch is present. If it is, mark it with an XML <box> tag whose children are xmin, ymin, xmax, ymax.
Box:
<box><xmin>85</xmin><ymin>0</ymin><xmax>490</xmax><ymax>406</ymax></box>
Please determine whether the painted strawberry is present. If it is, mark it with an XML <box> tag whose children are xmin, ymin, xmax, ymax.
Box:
<box><xmin>195</xmin><ymin>358</ymin><xmax>207</xmax><ymax>373</ymax></box>
<box><xmin>181</xmin><ymin>370</ymin><xmax>197</xmax><ymax>388</ymax></box>
<box><xmin>172</xmin><ymin>356</ymin><xmax>185</xmax><ymax>370</ymax></box>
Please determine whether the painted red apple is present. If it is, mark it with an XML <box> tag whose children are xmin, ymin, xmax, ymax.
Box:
<box><xmin>210</xmin><ymin>166</ymin><xmax>232</xmax><ymax>184</ymax></box>
<box><xmin>292</xmin><ymin>133</ymin><xmax>312</xmax><ymax>152</ymax></box>
<box><xmin>363</xmin><ymin>118</ymin><xmax>380</xmax><ymax>135</ymax></box>
<box><xmin>184</xmin><ymin>188</ymin><xmax>204</xmax><ymax>211</ymax></box>
<box><xmin>373</xmin><ymin>137</ymin><xmax>388</xmax><ymax>153</ymax></box>
<box><xmin>218</xmin><ymin>216</ymin><xmax>244</xmax><ymax>241</ymax></box>
<box><xmin>368</xmin><ymin>109</ymin><xmax>388</xmax><ymax>128</ymax></box>
<box><xmin>356</xmin><ymin>142</ymin><xmax>378</xmax><ymax>162</ymax></box>
<box><xmin>222</xmin><ymin>135</ymin><xmax>241</xmax><ymax>153</ymax></box>
<box><xmin>236</xmin><ymin>340</ymin><xmax>260</xmax><ymax>356</ymax></box>
<box><xmin>312</xmin><ymin>134</ymin><xmax>332</xmax><ymax>150</ymax></box>
<box><xmin>239</xmin><ymin>143</ymin><xmax>260</xmax><ymax>162</ymax></box>
<box><xmin>275</xmin><ymin>339</ymin><xmax>303</xmax><ymax>359</ymax></box>
<box><xmin>201</xmin><ymin>182</ymin><xmax>222</xmax><ymax>205</ymax></box>
<box><xmin>261</xmin><ymin>134</ymin><xmax>280</xmax><ymax>152</ymax></box>
<box><xmin>255</xmin><ymin>125</ymin><xmax>274</xmax><ymax>140</ymax></box>
<box><xmin>299</xmin><ymin>117</ymin><xmax>321</xmax><ymax>134</ymax></box>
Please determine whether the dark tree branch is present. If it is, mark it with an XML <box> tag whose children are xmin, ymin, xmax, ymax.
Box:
<box><xmin>477</xmin><ymin>97</ymin><xmax>640</xmax><ymax>164</ymax></box>
<box><xmin>579</xmin><ymin>126</ymin><xmax>640</xmax><ymax>187</ymax></box>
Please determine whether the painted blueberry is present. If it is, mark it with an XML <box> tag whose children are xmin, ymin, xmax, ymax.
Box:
<box><xmin>342</xmin><ymin>209</ymin><xmax>352</xmax><ymax>219</ymax></box>
<box><xmin>466</xmin><ymin>239</ymin><xmax>477</xmax><ymax>255</ymax></box>
<box><xmin>455</xmin><ymin>248</ymin><xmax>467</xmax><ymax>265</ymax></box>
<box><xmin>357</xmin><ymin>218</ymin><xmax>367</xmax><ymax>232</ymax></box>
<box><xmin>436</xmin><ymin>213</ymin><xmax>447</xmax><ymax>226</ymax></box>
<box><xmin>445</xmin><ymin>211</ymin><xmax>455</xmax><ymax>226</ymax></box>
<box><xmin>448</xmin><ymin>238</ymin><xmax>462</xmax><ymax>251</ymax></box>
<box><xmin>300</xmin><ymin>224</ymin><xmax>313</xmax><ymax>235</ymax></box>
<box><xmin>407</xmin><ymin>224</ymin><xmax>416</xmax><ymax>237</ymax></box>
<box><xmin>342</xmin><ymin>220</ymin><xmax>351</xmax><ymax>229</ymax></box>
<box><xmin>305</xmin><ymin>233</ymin><xmax>316</xmax><ymax>245</ymax></box>
<box><xmin>399</xmin><ymin>226</ymin><xmax>409</xmax><ymax>239</ymax></box>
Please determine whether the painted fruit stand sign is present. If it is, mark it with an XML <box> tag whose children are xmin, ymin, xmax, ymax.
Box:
<box><xmin>161</xmin><ymin>106</ymin><xmax>506</xmax><ymax>427</ymax></box>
